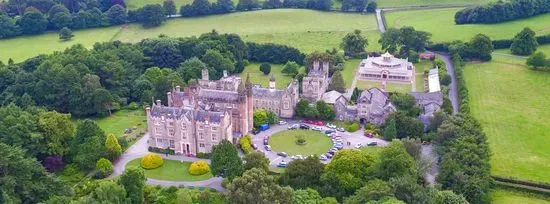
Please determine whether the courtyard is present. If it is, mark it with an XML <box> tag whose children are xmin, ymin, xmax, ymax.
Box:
<box><xmin>269</xmin><ymin>130</ymin><xmax>333</xmax><ymax>156</ymax></box>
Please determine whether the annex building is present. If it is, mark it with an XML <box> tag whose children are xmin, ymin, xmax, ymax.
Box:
<box><xmin>357</xmin><ymin>52</ymin><xmax>415</xmax><ymax>85</ymax></box>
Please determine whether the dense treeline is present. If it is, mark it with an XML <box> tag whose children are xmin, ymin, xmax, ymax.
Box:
<box><xmin>454</xmin><ymin>0</ymin><xmax>550</xmax><ymax>24</ymax></box>
<box><xmin>0</xmin><ymin>31</ymin><xmax>304</xmax><ymax>117</ymax></box>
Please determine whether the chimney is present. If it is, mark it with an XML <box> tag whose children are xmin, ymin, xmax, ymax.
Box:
<box><xmin>145</xmin><ymin>105</ymin><xmax>151</xmax><ymax>117</ymax></box>
<box><xmin>223</xmin><ymin>70</ymin><xmax>228</xmax><ymax>78</ymax></box>
<box><xmin>269</xmin><ymin>75</ymin><xmax>276</xmax><ymax>90</ymax></box>
<box><xmin>156</xmin><ymin>100</ymin><xmax>161</xmax><ymax>106</ymax></box>
<box><xmin>201</xmin><ymin>69</ymin><xmax>209</xmax><ymax>81</ymax></box>
<box><xmin>167</xmin><ymin>92</ymin><xmax>172</xmax><ymax>107</ymax></box>
<box><xmin>175</xmin><ymin>85</ymin><xmax>180</xmax><ymax>92</ymax></box>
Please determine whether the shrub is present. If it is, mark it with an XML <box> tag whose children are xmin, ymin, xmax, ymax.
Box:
<box><xmin>260</xmin><ymin>63</ymin><xmax>271</xmax><ymax>75</ymax></box>
<box><xmin>196</xmin><ymin>152</ymin><xmax>211</xmax><ymax>159</ymax></box>
<box><xmin>239</xmin><ymin>135</ymin><xmax>252</xmax><ymax>154</ymax></box>
<box><xmin>141</xmin><ymin>154</ymin><xmax>164</xmax><ymax>169</ymax></box>
<box><xmin>346</xmin><ymin>122</ymin><xmax>360</xmax><ymax>132</ymax></box>
<box><xmin>189</xmin><ymin>160</ymin><xmax>210</xmax><ymax>175</ymax></box>
<box><xmin>148</xmin><ymin>146</ymin><xmax>175</xmax><ymax>155</ymax></box>
<box><xmin>95</xmin><ymin>158</ymin><xmax>113</xmax><ymax>178</ymax></box>
<box><xmin>221</xmin><ymin>178</ymin><xmax>230</xmax><ymax>188</ymax></box>
<box><xmin>128</xmin><ymin>102</ymin><xmax>139</xmax><ymax>110</ymax></box>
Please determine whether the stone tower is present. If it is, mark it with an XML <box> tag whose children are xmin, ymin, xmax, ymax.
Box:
<box><xmin>201</xmin><ymin>69</ymin><xmax>209</xmax><ymax>81</ymax></box>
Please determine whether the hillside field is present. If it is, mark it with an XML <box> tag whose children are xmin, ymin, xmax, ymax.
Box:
<box><xmin>376</xmin><ymin>0</ymin><xmax>492</xmax><ymax>8</ymax></box>
<box><xmin>464</xmin><ymin>55</ymin><xmax>550</xmax><ymax>182</ymax></box>
<box><xmin>0</xmin><ymin>9</ymin><xmax>381</xmax><ymax>63</ymax></box>
<box><xmin>384</xmin><ymin>8</ymin><xmax>550</xmax><ymax>42</ymax></box>
<box><xmin>490</xmin><ymin>187</ymin><xmax>550</xmax><ymax>204</ymax></box>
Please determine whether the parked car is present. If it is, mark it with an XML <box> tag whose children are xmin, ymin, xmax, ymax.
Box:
<box><xmin>319</xmin><ymin>155</ymin><xmax>328</xmax><ymax>161</ymax></box>
<box><xmin>277</xmin><ymin>152</ymin><xmax>288</xmax><ymax>157</ymax></box>
<box><xmin>259</xmin><ymin>124</ymin><xmax>270</xmax><ymax>131</ymax></box>
<box><xmin>251</xmin><ymin>143</ymin><xmax>258</xmax><ymax>150</ymax></box>
<box><xmin>300</xmin><ymin>124</ymin><xmax>310</xmax><ymax>129</ymax></box>
<box><xmin>355</xmin><ymin>143</ymin><xmax>363</xmax><ymax>149</ymax></box>
<box><xmin>277</xmin><ymin>160</ymin><xmax>288</xmax><ymax>167</ymax></box>
<box><xmin>325</xmin><ymin>129</ymin><xmax>335</xmax><ymax>134</ymax></box>
<box><xmin>325</xmin><ymin>153</ymin><xmax>333</xmax><ymax>159</ymax></box>
<box><xmin>264</xmin><ymin>145</ymin><xmax>271</xmax><ymax>151</ymax></box>
<box><xmin>312</xmin><ymin>126</ymin><xmax>322</xmax><ymax>131</ymax></box>
<box><xmin>252</xmin><ymin>129</ymin><xmax>261</xmax><ymax>135</ymax></box>
<box><xmin>364</xmin><ymin>132</ymin><xmax>374</xmax><ymax>138</ymax></box>
<box><xmin>337</xmin><ymin>128</ymin><xmax>345</xmax><ymax>132</ymax></box>
<box><xmin>279</xmin><ymin>121</ymin><xmax>287</xmax><ymax>125</ymax></box>
<box><xmin>288</xmin><ymin>124</ymin><xmax>299</xmax><ymax>130</ymax></box>
<box><xmin>367</xmin><ymin>142</ymin><xmax>378</xmax><ymax>146</ymax></box>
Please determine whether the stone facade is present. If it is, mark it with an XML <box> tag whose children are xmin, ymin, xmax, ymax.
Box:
<box><xmin>252</xmin><ymin>76</ymin><xmax>299</xmax><ymax>118</ymax></box>
<box><xmin>410</xmin><ymin>91</ymin><xmax>443</xmax><ymax>130</ymax></box>
<box><xmin>357</xmin><ymin>52</ymin><xmax>414</xmax><ymax>84</ymax></box>
<box><xmin>334</xmin><ymin>88</ymin><xmax>396</xmax><ymax>125</ymax></box>
<box><xmin>302</xmin><ymin>60</ymin><xmax>330</xmax><ymax>102</ymax></box>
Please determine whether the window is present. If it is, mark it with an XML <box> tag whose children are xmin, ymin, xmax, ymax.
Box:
<box><xmin>155</xmin><ymin>127</ymin><xmax>162</xmax><ymax>135</ymax></box>
<box><xmin>211</xmin><ymin>127</ymin><xmax>217</xmax><ymax>131</ymax></box>
<box><xmin>168</xmin><ymin>129</ymin><xmax>174</xmax><ymax>136</ymax></box>
<box><xmin>212</xmin><ymin>134</ymin><xmax>217</xmax><ymax>141</ymax></box>
<box><xmin>169</xmin><ymin>122</ymin><xmax>174</xmax><ymax>126</ymax></box>
<box><xmin>199</xmin><ymin>132</ymin><xmax>204</xmax><ymax>140</ymax></box>
<box><xmin>169</xmin><ymin>140</ymin><xmax>175</xmax><ymax>148</ymax></box>
<box><xmin>199</xmin><ymin>143</ymin><xmax>205</xmax><ymax>148</ymax></box>
<box><xmin>182</xmin><ymin>133</ymin><xmax>186</xmax><ymax>140</ymax></box>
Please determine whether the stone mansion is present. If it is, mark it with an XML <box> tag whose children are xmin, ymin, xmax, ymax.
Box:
<box><xmin>146</xmin><ymin>69</ymin><xmax>299</xmax><ymax>155</ymax></box>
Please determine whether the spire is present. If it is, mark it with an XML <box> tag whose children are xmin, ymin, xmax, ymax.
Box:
<box><xmin>245</xmin><ymin>73</ymin><xmax>253</xmax><ymax>96</ymax></box>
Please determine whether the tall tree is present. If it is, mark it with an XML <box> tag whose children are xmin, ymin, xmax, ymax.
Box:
<box><xmin>244</xmin><ymin>151</ymin><xmax>269</xmax><ymax>172</ymax></box>
<box><xmin>191</xmin><ymin>0</ymin><xmax>212</xmax><ymax>15</ymax></box>
<box><xmin>106</xmin><ymin>4</ymin><xmax>128</xmax><ymax>25</ymax></box>
<box><xmin>316</xmin><ymin>100</ymin><xmax>335</xmax><ymax>121</ymax></box>
<box><xmin>228</xmin><ymin>168</ymin><xmax>293</xmax><ymax>204</ymax></box>
<box><xmin>211</xmin><ymin>140</ymin><xmax>244</xmax><ymax>180</ymax></box>
<box><xmin>377</xmin><ymin>141</ymin><xmax>417</xmax><ymax>180</ymax></box>
<box><xmin>343</xmin><ymin>179</ymin><xmax>393</xmax><ymax>203</ymax></box>
<box><xmin>341</xmin><ymin>29</ymin><xmax>368</xmax><ymax>56</ymax></box>
<box><xmin>216</xmin><ymin>0</ymin><xmax>234</xmax><ymax>13</ymax></box>
<box><xmin>328</xmin><ymin>70</ymin><xmax>345</xmax><ymax>93</ymax></box>
<box><xmin>341</xmin><ymin>0</ymin><xmax>366</xmax><ymax>12</ymax></box>
<box><xmin>293</xmin><ymin>188</ymin><xmax>326</xmax><ymax>204</ymax></box>
<box><xmin>136</xmin><ymin>4</ymin><xmax>165</xmax><ymax>27</ymax></box>
<box><xmin>58</xmin><ymin>27</ymin><xmax>73</xmax><ymax>40</ymax></box>
<box><xmin>280</xmin><ymin>156</ymin><xmax>325</xmax><ymax>189</ymax></box>
<box><xmin>0</xmin><ymin>14</ymin><xmax>21</xmax><ymax>38</ymax></box>
<box><xmin>17</xmin><ymin>10</ymin><xmax>48</xmax><ymax>34</ymax></box>
<box><xmin>468</xmin><ymin>33</ymin><xmax>493</xmax><ymax>61</ymax></box>
<box><xmin>163</xmin><ymin>0</ymin><xmax>177</xmax><ymax>16</ymax></box>
<box><xmin>282</xmin><ymin>61</ymin><xmax>299</xmax><ymax>77</ymax></box>
<box><xmin>88</xmin><ymin>181</ymin><xmax>127</xmax><ymax>203</ymax></box>
<box><xmin>295</xmin><ymin>99</ymin><xmax>309</xmax><ymax>117</ymax></box>
<box><xmin>510</xmin><ymin>27</ymin><xmax>538</xmax><ymax>56</ymax></box>
<box><xmin>236</xmin><ymin>0</ymin><xmax>259</xmax><ymax>11</ymax></box>
<box><xmin>118</xmin><ymin>166</ymin><xmax>146</xmax><ymax>204</ymax></box>
<box><xmin>105</xmin><ymin>133</ymin><xmax>122</xmax><ymax>160</ymax></box>
<box><xmin>38</xmin><ymin>111</ymin><xmax>75</xmax><ymax>156</ymax></box>
<box><xmin>0</xmin><ymin>104</ymin><xmax>45</xmax><ymax>157</ymax></box>
<box><xmin>382</xmin><ymin>119</ymin><xmax>397</xmax><ymax>140</ymax></box>
<box><xmin>71</xmin><ymin>119</ymin><xmax>107</xmax><ymax>170</ymax></box>
<box><xmin>177</xmin><ymin>57</ymin><xmax>209</xmax><ymax>83</ymax></box>
<box><xmin>322</xmin><ymin>149</ymin><xmax>376</xmax><ymax>193</ymax></box>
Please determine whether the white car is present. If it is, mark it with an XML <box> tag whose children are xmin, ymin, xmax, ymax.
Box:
<box><xmin>312</xmin><ymin>126</ymin><xmax>323</xmax><ymax>131</ymax></box>
<box><xmin>337</xmin><ymin>128</ymin><xmax>345</xmax><ymax>132</ymax></box>
<box><xmin>288</xmin><ymin>124</ymin><xmax>299</xmax><ymax>130</ymax></box>
<box><xmin>354</xmin><ymin>143</ymin><xmax>363</xmax><ymax>149</ymax></box>
<box><xmin>279</xmin><ymin>121</ymin><xmax>287</xmax><ymax>125</ymax></box>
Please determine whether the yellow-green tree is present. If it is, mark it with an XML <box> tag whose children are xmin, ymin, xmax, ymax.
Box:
<box><xmin>105</xmin><ymin>134</ymin><xmax>122</xmax><ymax>160</ymax></box>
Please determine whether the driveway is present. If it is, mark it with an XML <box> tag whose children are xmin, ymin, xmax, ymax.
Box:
<box><xmin>111</xmin><ymin>133</ymin><xmax>226</xmax><ymax>192</ymax></box>
<box><xmin>250</xmin><ymin>120</ymin><xmax>388</xmax><ymax>167</ymax></box>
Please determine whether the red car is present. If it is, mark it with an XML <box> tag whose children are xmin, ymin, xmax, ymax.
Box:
<box><xmin>314</xmin><ymin>120</ymin><xmax>324</xmax><ymax>126</ymax></box>
<box><xmin>364</xmin><ymin>132</ymin><xmax>374</xmax><ymax>138</ymax></box>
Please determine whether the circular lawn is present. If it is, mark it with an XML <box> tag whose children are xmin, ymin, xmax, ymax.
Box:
<box><xmin>269</xmin><ymin>129</ymin><xmax>332</xmax><ymax>156</ymax></box>
<box><xmin>125</xmin><ymin>159</ymin><xmax>213</xmax><ymax>181</ymax></box>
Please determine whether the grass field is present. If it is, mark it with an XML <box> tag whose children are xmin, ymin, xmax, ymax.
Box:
<box><xmin>464</xmin><ymin>55</ymin><xmax>550</xmax><ymax>182</ymax></box>
<box><xmin>384</xmin><ymin>8</ymin><xmax>550</xmax><ymax>43</ymax></box>
<box><xmin>376</xmin><ymin>0</ymin><xmax>492</xmax><ymax>8</ymax></box>
<box><xmin>93</xmin><ymin>109</ymin><xmax>147</xmax><ymax>140</ymax></box>
<box><xmin>342</xmin><ymin>59</ymin><xmax>361</xmax><ymax>88</ymax></box>
<box><xmin>126</xmin><ymin>159</ymin><xmax>213</xmax><ymax>181</ymax></box>
<box><xmin>356</xmin><ymin>80</ymin><xmax>412</xmax><ymax>93</ymax></box>
<box><xmin>269</xmin><ymin>130</ymin><xmax>333</xmax><ymax>156</ymax></box>
<box><xmin>0</xmin><ymin>9</ymin><xmax>381</xmax><ymax>63</ymax></box>
<box><xmin>490</xmin><ymin>187</ymin><xmax>550</xmax><ymax>204</ymax></box>
<box><xmin>494</xmin><ymin>44</ymin><xmax>550</xmax><ymax>56</ymax></box>
<box><xmin>240</xmin><ymin>63</ymin><xmax>302</xmax><ymax>89</ymax></box>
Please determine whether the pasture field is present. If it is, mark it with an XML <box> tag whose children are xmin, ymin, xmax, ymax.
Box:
<box><xmin>341</xmin><ymin>59</ymin><xmax>361</xmax><ymax>88</ymax></box>
<box><xmin>0</xmin><ymin>9</ymin><xmax>380</xmax><ymax>63</ymax></box>
<box><xmin>126</xmin><ymin>159</ymin><xmax>213</xmax><ymax>181</ymax></box>
<box><xmin>490</xmin><ymin>187</ymin><xmax>550</xmax><ymax>204</ymax></box>
<box><xmin>464</xmin><ymin>55</ymin><xmax>550</xmax><ymax>182</ymax></box>
<box><xmin>384</xmin><ymin>8</ymin><xmax>550</xmax><ymax>42</ymax></box>
<box><xmin>376</xmin><ymin>0</ymin><xmax>492</xmax><ymax>8</ymax></box>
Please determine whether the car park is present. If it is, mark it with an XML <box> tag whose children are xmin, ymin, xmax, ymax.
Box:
<box><xmin>367</xmin><ymin>142</ymin><xmax>378</xmax><ymax>146</ymax></box>
<box><xmin>264</xmin><ymin>145</ymin><xmax>271</xmax><ymax>151</ymax></box>
<box><xmin>277</xmin><ymin>160</ymin><xmax>288</xmax><ymax>167</ymax></box>
<box><xmin>263</xmin><ymin>139</ymin><xmax>269</xmax><ymax>145</ymax></box>
<box><xmin>319</xmin><ymin>155</ymin><xmax>327</xmax><ymax>161</ymax></box>
<box><xmin>325</xmin><ymin>153</ymin><xmax>333</xmax><ymax>159</ymax></box>
<box><xmin>277</xmin><ymin>152</ymin><xmax>288</xmax><ymax>157</ymax></box>
<box><xmin>279</xmin><ymin>120</ymin><xmax>287</xmax><ymax>125</ymax></box>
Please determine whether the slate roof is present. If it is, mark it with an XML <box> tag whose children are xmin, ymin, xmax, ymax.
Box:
<box><xmin>150</xmin><ymin>106</ymin><xmax>225</xmax><ymax>123</ymax></box>
<box><xmin>252</xmin><ymin>87</ymin><xmax>283</xmax><ymax>98</ymax></box>
<box><xmin>198</xmin><ymin>89</ymin><xmax>240</xmax><ymax>102</ymax></box>
<box><xmin>409</xmin><ymin>91</ymin><xmax>443</xmax><ymax>106</ymax></box>
<box><xmin>321</xmin><ymin>90</ymin><xmax>345</xmax><ymax>104</ymax></box>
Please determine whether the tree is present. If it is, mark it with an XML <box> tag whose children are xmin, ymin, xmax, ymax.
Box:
<box><xmin>389</xmin><ymin>175</ymin><xmax>433</xmax><ymax>204</ymax></box>
<box><xmin>105</xmin><ymin>133</ymin><xmax>122</xmax><ymax>160</ymax></box>
<box><xmin>51</xmin><ymin>11</ymin><xmax>72</xmax><ymax>29</ymax></box>
<box><xmin>526</xmin><ymin>52</ymin><xmax>547</xmax><ymax>69</ymax></box>
<box><xmin>341</xmin><ymin>29</ymin><xmax>368</xmax><ymax>56</ymax></box>
<box><xmin>236</xmin><ymin>0</ymin><xmax>259</xmax><ymax>11</ymax></box>
<box><xmin>89</xmin><ymin>181</ymin><xmax>127</xmax><ymax>203</ymax></box>
<box><xmin>0</xmin><ymin>14</ymin><xmax>21</xmax><ymax>38</ymax></box>
<box><xmin>322</xmin><ymin>149</ymin><xmax>376</xmax><ymax>193</ymax></box>
<box><xmin>328</xmin><ymin>70</ymin><xmax>345</xmax><ymax>93</ymax></box>
<box><xmin>118</xmin><ymin>166</ymin><xmax>146</xmax><ymax>204</ymax></box>
<box><xmin>211</xmin><ymin>140</ymin><xmax>244</xmax><ymax>180</ymax></box>
<box><xmin>382</xmin><ymin>119</ymin><xmax>397</xmax><ymax>140</ymax></box>
<box><xmin>177</xmin><ymin>57</ymin><xmax>209</xmax><ymax>83</ymax></box>
<box><xmin>365</xmin><ymin>1</ymin><xmax>376</xmax><ymax>12</ymax></box>
<box><xmin>0</xmin><ymin>143</ymin><xmax>71</xmax><ymax>203</ymax></box>
<box><xmin>293</xmin><ymin>188</ymin><xmax>324</xmax><ymax>204</ymax></box>
<box><xmin>71</xmin><ymin>119</ymin><xmax>107</xmax><ymax>170</ymax></box>
<box><xmin>106</xmin><ymin>4</ymin><xmax>127</xmax><ymax>25</ymax></box>
<box><xmin>510</xmin><ymin>27</ymin><xmax>538</xmax><ymax>56</ymax></box>
<box><xmin>316</xmin><ymin>100</ymin><xmax>335</xmax><ymax>121</ymax></box>
<box><xmin>136</xmin><ymin>4</ymin><xmax>165</xmax><ymax>27</ymax></box>
<box><xmin>228</xmin><ymin>168</ymin><xmax>293</xmax><ymax>204</ymax></box>
<box><xmin>280</xmin><ymin>156</ymin><xmax>325</xmax><ymax>189</ymax></box>
<box><xmin>216</xmin><ymin>0</ymin><xmax>234</xmax><ymax>13</ymax></box>
<box><xmin>282</xmin><ymin>61</ymin><xmax>299</xmax><ymax>77</ymax></box>
<box><xmin>386</xmin><ymin>112</ymin><xmax>423</xmax><ymax>139</ymax></box>
<box><xmin>266</xmin><ymin>110</ymin><xmax>279</xmax><ymax>124</ymax></box>
<box><xmin>96</xmin><ymin>158</ymin><xmax>114</xmax><ymax>178</ymax></box>
<box><xmin>389</xmin><ymin>93</ymin><xmax>421</xmax><ymax>117</ymax></box>
<box><xmin>436</xmin><ymin>190</ymin><xmax>468</xmax><ymax>204</ymax></box>
<box><xmin>58</xmin><ymin>27</ymin><xmax>73</xmax><ymax>40</ymax></box>
<box><xmin>343</xmin><ymin>179</ymin><xmax>393</xmax><ymax>203</ymax></box>
<box><xmin>469</xmin><ymin>33</ymin><xmax>493</xmax><ymax>61</ymax></box>
<box><xmin>263</xmin><ymin>0</ymin><xmax>282</xmax><ymax>9</ymax></box>
<box><xmin>377</xmin><ymin>141</ymin><xmax>417</xmax><ymax>180</ymax></box>
<box><xmin>341</xmin><ymin>0</ymin><xmax>366</xmax><ymax>12</ymax></box>
<box><xmin>38</xmin><ymin>111</ymin><xmax>75</xmax><ymax>156</ymax></box>
<box><xmin>17</xmin><ymin>10</ymin><xmax>48</xmax><ymax>34</ymax></box>
<box><xmin>244</xmin><ymin>151</ymin><xmax>269</xmax><ymax>171</ymax></box>
<box><xmin>253</xmin><ymin>109</ymin><xmax>268</xmax><ymax>128</ymax></box>
<box><xmin>163</xmin><ymin>0</ymin><xmax>177</xmax><ymax>16</ymax></box>
<box><xmin>47</xmin><ymin>4</ymin><xmax>69</xmax><ymax>17</ymax></box>
<box><xmin>260</xmin><ymin>63</ymin><xmax>271</xmax><ymax>75</ymax></box>
<box><xmin>201</xmin><ymin>49</ymin><xmax>235</xmax><ymax>78</ymax></box>
<box><xmin>379</xmin><ymin>28</ymin><xmax>401</xmax><ymax>53</ymax></box>
<box><xmin>295</xmin><ymin>99</ymin><xmax>309</xmax><ymax>117</ymax></box>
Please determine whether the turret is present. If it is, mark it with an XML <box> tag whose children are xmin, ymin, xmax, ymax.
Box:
<box><xmin>167</xmin><ymin>92</ymin><xmax>172</xmax><ymax>107</ymax></box>
<box><xmin>145</xmin><ymin>105</ymin><xmax>151</xmax><ymax>118</ymax></box>
<box><xmin>223</xmin><ymin>70</ymin><xmax>228</xmax><ymax>78</ymax></box>
<box><xmin>201</xmin><ymin>69</ymin><xmax>209</xmax><ymax>81</ymax></box>
<box><xmin>175</xmin><ymin>85</ymin><xmax>181</xmax><ymax>92</ymax></box>
<box><xmin>156</xmin><ymin>100</ymin><xmax>161</xmax><ymax>106</ymax></box>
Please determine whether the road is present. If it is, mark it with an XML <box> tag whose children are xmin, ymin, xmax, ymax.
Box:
<box><xmin>111</xmin><ymin>133</ymin><xmax>226</xmax><ymax>192</ymax></box>
<box><xmin>432</xmin><ymin>52</ymin><xmax>459</xmax><ymax>113</ymax></box>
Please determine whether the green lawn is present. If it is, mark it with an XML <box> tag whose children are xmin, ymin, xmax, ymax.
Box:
<box><xmin>384</xmin><ymin>8</ymin><xmax>550</xmax><ymax>43</ymax></box>
<box><xmin>0</xmin><ymin>9</ymin><xmax>381</xmax><ymax>63</ymax></box>
<box><xmin>93</xmin><ymin>109</ymin><xmax>147</xmax><ymax>140</ymax></box>
<box><xmin>342</xmin><ymin>59</ymin><xmax>361</xmax><ymax>88</ymax></box>
<box><xmin>240</xmin><ymin>63</ymin><xmax>302</xmax><ymax>89</ymax></box>
<box><xmin>464</xmin><ymin>55</ymin><xmax>550</xmax><ymax>182</ymax></box>
<box><xmin>490</xmin><ymin>187</ymin><xmax>550</xmax><ymax>204</ymax></box>
<box><xmin>376</xmin><ymin>0</ymin><xmax>492</xmax><ymax>8</ymax></box>
<box><xmin>356</xmin><ymin>80</ymin><xmax>411</xmax><ymax>93</ymax></box>
<box><xmin>269</xmin><ymin>130</ymin><xmax>333</xmax><ymax>156</ymax></box>
<box><xmin>414</xmin><ymin>59</ymin><xmax>433</xmax><ymax>92</ymax></box>
<box><xmin>126</xmin><ymin>159</ymin><xmax>213</xmax><ymax>181</ymax></box>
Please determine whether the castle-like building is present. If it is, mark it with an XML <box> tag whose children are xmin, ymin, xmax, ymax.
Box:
<box><xmin>302</xmin><ymin>61</ymin><xmax>330</xmax><ymax>102</ymax></box>
<box><xmin>146</xmin><ymin>69</ymin><xmax>298</xmax><ymax>155</ymax></box>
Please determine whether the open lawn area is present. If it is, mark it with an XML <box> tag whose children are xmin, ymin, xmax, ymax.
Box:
<box><xmin>376</xmin><ymin>0</ymin><xmax>492</xmax><ymax>8</ymax></box>
<box><xmin>93</xmin><ymin>109</ymin><xmax>146</xmax><ymax>140</ymax></box>
<box><xmin>126</xmin><ymin>159</ymin><xmax>213</xmax><ymax>181</ymax></box>
<box><xmin>464</xmin><ymin>55</ymin><xmax>550</xmax><ymax>182</ymax></box>
<box><xmin>490</xmin><ymin>187</ymin><xmax>550</xmax><ymax>204</ymax></box>
<box><xmin>342</xmin><ymin>59</ymin><xmax>361</xmax><ymax>88</ymax></box>
<box><xmin>356</xmin><ymin>80</ymin><xmax>411</xmax><ymax>93</ymax></box>
<box><xmin>269</xmin><ymin>130</ymin><xmax>333</xmax><ymax>156</ymax></box>
<box><xmin>384</xmin><ymin>8</ymin><xmax>550</xmax><ymax>43</ymax></box>
<box><xmin>414</xmin><ymin>59</ymin><xmax>433</xmax><ymax>92</ymax></box>
<box><xmin>0</xmin><ymin>9</ymin><xmax>381</xmax><ymax>63</ymax></box>
<box><xmin>239</xmin><ymin>63</ymin><xmax>302</xmax><ymax>89</ymax></box>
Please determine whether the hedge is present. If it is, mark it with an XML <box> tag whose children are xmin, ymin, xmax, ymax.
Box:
<box><xmin>148</xmin><ymin>146</ymin><xmax>175</xmax><ymax>155</ymax></box>
<box><xmin>493</xmin><ymin>176</ymin><xmax>550</xmax><ymax>190</ymax></box>
<box><xmin>427</xmin><ymin>34</ymin><xmax>550</xmax><ymax>52</ymax></box>
<box><xmin>141</xmin><ymin>154</ymin><xmax>164</xmax><ymax>169</ymax></box>
<box><xmin>189</xmin><ymin>160</ymin><xmax>211</xmax><ymax>175</ymax></box>
<box><xmin>346</xmin><ymin>122</ymin><xmax>360</xmax><ymax>132</ymax></box>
